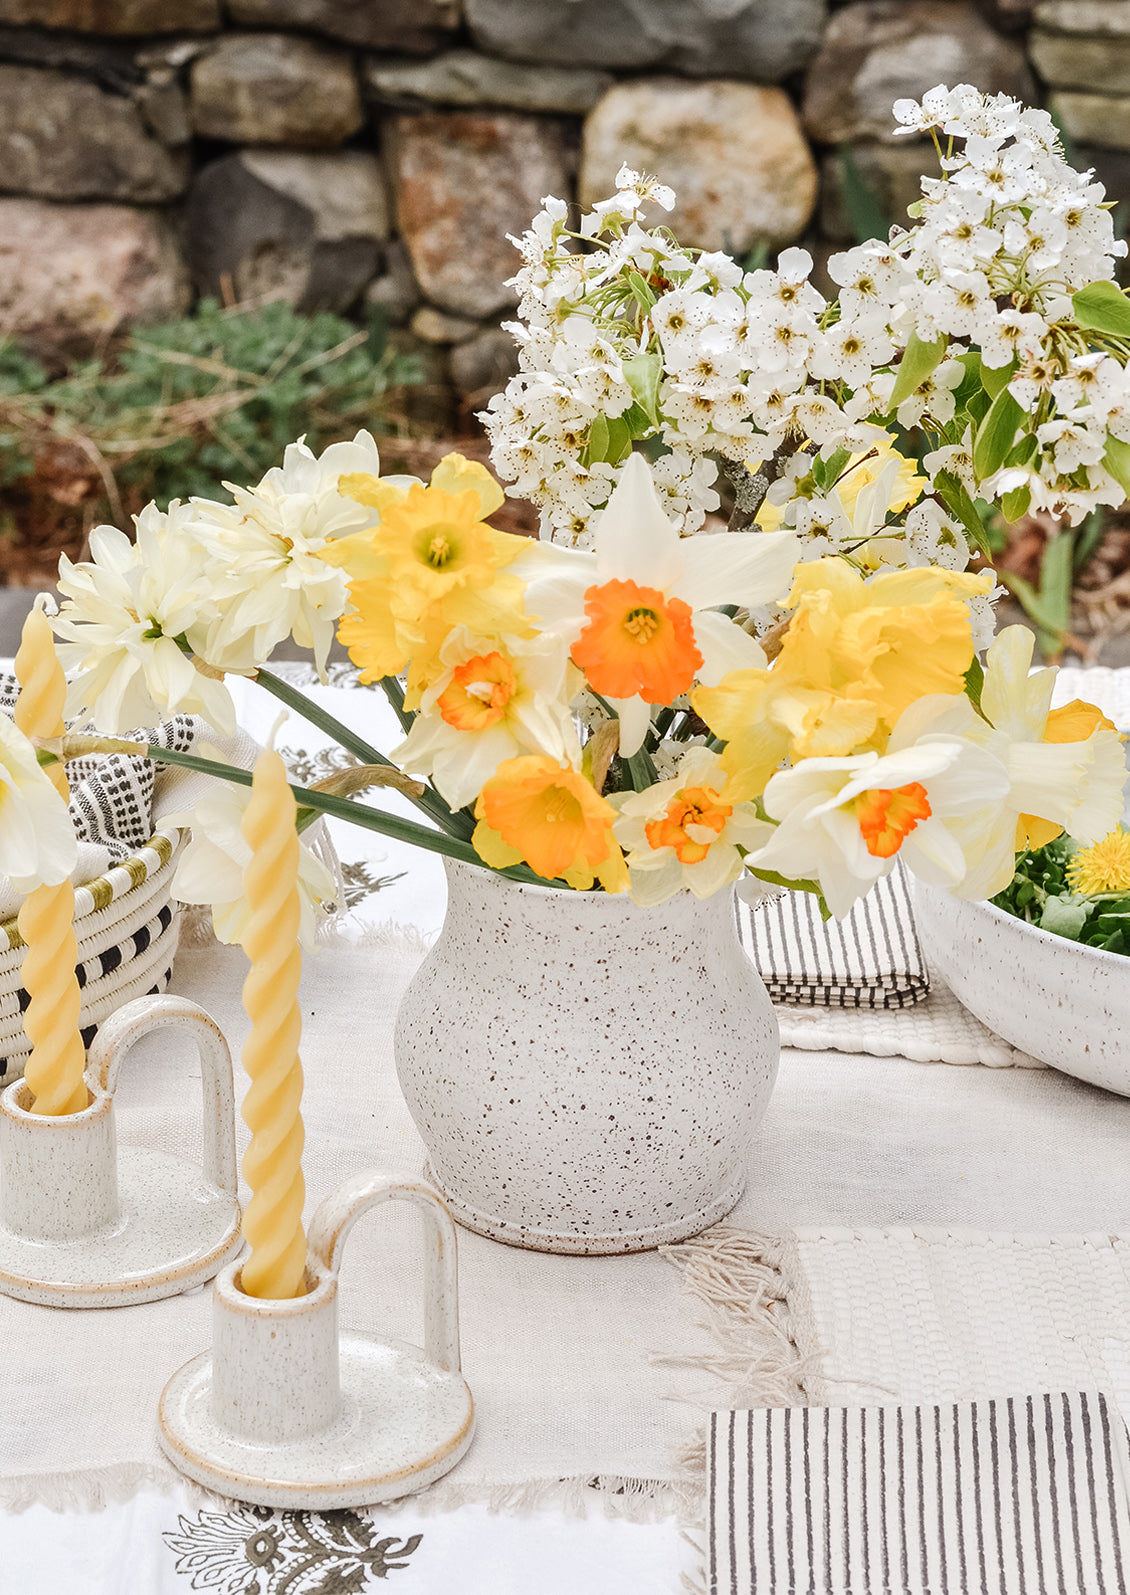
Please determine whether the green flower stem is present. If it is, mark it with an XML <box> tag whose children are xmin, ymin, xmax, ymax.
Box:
<box><xmin>253</xmin><ymin>666</ymin><xmax>475</xmax><ymax>841</ymax></box>
<box><xmin>145</xmin><ymin>743</ymin><xmax>558</xmax><ymax>889</ymax></box>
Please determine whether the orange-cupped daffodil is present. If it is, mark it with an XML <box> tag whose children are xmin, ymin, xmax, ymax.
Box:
<box><xmin>391</xmin><ymin>627</ymin><xmax>581</xmax><ymax>810</ymax></box>
<box><xmin>472</xmin><ymin>755</ymin><xmax>628</xmax><ymax>891</ymax></box>
<box><xmin>609</xmin><ymin>746</ymin><xmax>771</xmax><ymax>906</ymax></box>
<box><xmin>519</xmin><ymin>452</ymin><xmax>801</xmax><ymax>758</ymax></box>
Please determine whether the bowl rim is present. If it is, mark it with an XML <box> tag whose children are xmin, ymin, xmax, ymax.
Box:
<box><xmin>915</xmin><ymin>879</ymin><xmax>1128</xmax><ymax>971</ymax></box>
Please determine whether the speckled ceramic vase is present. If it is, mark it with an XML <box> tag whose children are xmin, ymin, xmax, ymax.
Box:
<box><xmin>394</xmin><ymin>859</ymin><xmax>780</xmax><ymax>1255</ymax></box>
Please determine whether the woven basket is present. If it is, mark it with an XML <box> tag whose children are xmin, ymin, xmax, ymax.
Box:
<box><xmin>0</xmin><ymin>823</ymin><xmax>184</xmax><ymax>1086</ymax></box>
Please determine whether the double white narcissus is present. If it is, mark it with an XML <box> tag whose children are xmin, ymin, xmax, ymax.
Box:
<box><xmin>54</xmin><ymin>502</ymin><xmax>237</xmax><ymax>736</ymax></box>
<box><xmin>518</xmin><ymin>452</ymin><xmax>802</xmax><ymax>756</ymax></box>
<box><xmin>390</xmin><ymin>626</ymin><xmax>581</xmax><ymax>810</ymax></box>
<box><xmin>0</xmin><ymin>716</ymin><xmax>77</xmax><ymax>894</ymax></box>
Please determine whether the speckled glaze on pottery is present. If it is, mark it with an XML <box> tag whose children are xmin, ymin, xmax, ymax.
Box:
<box><xmin>0</xmin><ymin>994</ymin><xmax>243</xmax><ymax>1306</ymax></box>
<box><xmin>912</xmin><ymin>881</ymin><xmax>1130</xmax><ymax>1094</ymax></box>
<box><xmin>158</xmin><ymin>1171</ymin><xmax>474</xmax><ymax>1510</ymax></box>
<box><xmin>394</xmin><ymin>859</ymin><xmax>780</xmax><ymax>1255</ymax></box>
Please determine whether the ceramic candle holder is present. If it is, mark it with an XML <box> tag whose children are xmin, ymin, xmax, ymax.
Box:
<box><xmin>158</xmin><ymin>1171</ymin><xmax>475</xmax><ymax>1510</ymax></box>
<box><xmin>0</xmin><ymin>994</ymin><xmax>242</xmax><ymax>1307</ymax></box>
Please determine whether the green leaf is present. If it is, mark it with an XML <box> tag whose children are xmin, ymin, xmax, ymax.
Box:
<box><xmin>583</xmin><ymin>413</ymin><xmax>610</xmax><ymax>468</ymax></box>
<box><xmin>1039</xmin><ymin>895</ymin><xmax>1091</xmax><ymax>941</ymax></box>
<box><xmin>1102</xmin><ymin>432</ymin><xmax>1130</xmax><ymax>500</ymax></box>
<box><xmin>979</xmin><ymin>355</ymin><xmax>1017</xmax><ymax>399</ymax></box>
<box><xmin>889</xmin><ymin>330</ymin><xmax>948</xmax><ymax>409</ymax></box>
<box><xmin>1039</xmin><ymin>529</ymin><xmax>1076</xmax><ymax>635</ymax></box>
<box><xmin>972</xmin><ymin>385</ymin><xmax>1024</xmax><ymax>481</ymax></box>
<box><xmin>621</xmin><ymin>352</ymin><xmax>662</xmax><ymax>428</ymax></box>
<box><xmin>932</xmin><ymin>470</ymin><xmax>992</xmax><ymax>560</ymax></box>
<box><xmin>1001</xmin><ymin>483</ymin><xmax>1031</xmax><ymax>522</ymax></box>
<box><xmin>747</xmin><ymin>868</ymin><xmax>833</xmax><ymax>921</ymax></box>
<box><xmin>963</xmin><ymin>656</ymin><xmax>985</xmax><ymax>715</ymax></box>
<box><xmin>627</xmin><ymin>271</ymin><xmax>657</xmax><ymax>311</ymax></box>
<box><xmin>624</xmin><ymin>745</ymin><xmax>659</xmax><ymax>793</ymax></box>
<box><xmin>1072</xmin><ymin>278</ymin><xmax>1130</xmax><ymax>338</ymax></box>
<box><xmin>812</xmin><ymin>446</ymin><xmax>851</xmax><ymax>492</ymax></box>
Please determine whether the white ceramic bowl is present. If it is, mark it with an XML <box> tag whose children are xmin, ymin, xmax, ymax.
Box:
<box><xmin>912</xmin><ymin>880</ymin><xmax>1130</xmax><ymax>1096</ymax></box>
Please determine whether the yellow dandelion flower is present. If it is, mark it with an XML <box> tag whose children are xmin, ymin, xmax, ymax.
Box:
<box><xmin>1067</xmin><ymin>828</ymin><xmax>1130</xmax><ymax>896</ymax></box>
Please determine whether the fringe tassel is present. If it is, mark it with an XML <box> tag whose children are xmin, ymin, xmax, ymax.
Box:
<box><xmin>0</xmin><ymin>1463</ymin><xmax>699</xmax><ymax>1524</ymax></box>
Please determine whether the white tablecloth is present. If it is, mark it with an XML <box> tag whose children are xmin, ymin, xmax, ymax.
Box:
<box><xmin>0</xmin><ymin>669</ymin><xmax>1127</xmax><ymax>1595</ymax></box>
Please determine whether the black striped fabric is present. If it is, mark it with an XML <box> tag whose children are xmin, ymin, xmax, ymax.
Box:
<box><xmin>709</xmin><ymin>1393</ymin><xmax>1130</xmax><ymax>1594</ymax></box>
<box><xmin>739</xmin><ymin>866</ymin><xmax>929</xmax><ymax>1010</ymax></box>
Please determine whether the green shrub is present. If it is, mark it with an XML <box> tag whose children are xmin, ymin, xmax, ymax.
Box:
<box><xmin>0</xmin><ymin>298</ymin><xmax>423</xmax><ymax>530</ymax></box>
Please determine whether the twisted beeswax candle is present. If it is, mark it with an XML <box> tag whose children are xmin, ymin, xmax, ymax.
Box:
<box><xmin>15</xmin><ymin>608</ymin><xmax>86</xmax><ymax>1118</ymax></box>
<box><xmin>239</xmin><ymin>747</ymin><xmax>308</xmax><ymax>1299</ymax></box>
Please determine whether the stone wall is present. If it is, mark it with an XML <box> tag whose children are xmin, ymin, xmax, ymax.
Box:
<box><xmin>0</xmin><ymin>0</ymin><xmax>1122</xmax><ymax>425</ymax></box>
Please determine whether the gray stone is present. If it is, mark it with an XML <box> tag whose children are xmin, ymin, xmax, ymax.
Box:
<box><xmin>409</xmin><ymin>306</ymin><xmax>480</xmax><ymax>344</ymax></box>
<box><xmin>365</xmin><ymin>49</ymin><xmax>612</xmax><ymax>114</ymax></box>
<box><xmin>803</xmin><ymin>2</ymin><xmax>1033</xmax><ymax>145</ymax></box>
<box><xmin>1031</xmin><ymin>31</ymin><xmax>1130</xmax><ymax>93</ymax></box>
<box><xmin>133</xmin><ymin>77</ymin><xmax>192</xmax><ymax>145</ymax></box>
<box><xmin>186</xmin><ymin>151</ymin><xmax>389</xmax><ymax>312</ymax></box>
<box><xmin>1076</xmin><ymin>144</ymin><xmax>1130</xmax><ymax>206</ymax></box>
<box><xmin>581</xmin><ymin>78</ymin><xmax>817</xmax><ymax>253</ymax></box>
<box><xmin>1034</xmin><ymin>0</ymin><xmax>1130</xmax><ymax>34</ymax></box>
<box><xmin>227</xmin><ymin>0</ymin><xmax>458</xmax><ymax>53</ymax></box>
<box><xmin>465</xmin><ymin>0</ymin><xmax>826</xmax><ymax>82</ymax></box>
<box><xmin>0</xmin><ymin>198</ymin><xmax>189</xmax><ymax>357</ymax></box>
<box><xmin>0</xmin><ymin>63</ymin><xmax>187</xmax><ymax>201</ymax></box>
<box><xmin>0</xmin><ymin>25</ymin><xmax>140</xmax><ymax>89</ymax></box>
<box><xmin>820</xmin><ymin>143</ymin><xmax>940</xmax><ymax>242</ymax></box>
<box><xmin>0</xmin><ymin>0</ymin><xmax>218</xmax><ymax>29</ymax></box>
<box><xmin>389</xmin><ymin>111</ymin><xmax>571</xmax><ymax>319</ymax></box>
<box><xmin>190</xmin><ymin>34</ymin><xmax>363</xmax><ymax>147</ymax></box>
<box><xmin>450</xmin><ymin>325</ymin><xmax>519</xmax><ymax>401</ymax></box>
<box><xmin>973</xmin><ymin>0</ymin><xmax>1038</xmax><ymax>32</ymax></box>
<box><xmin>365</xmin><ymin>240</ymin><xmax>421</xmax><ymax>326</ymax></box>
<box><xmin>1049</xmin><ymin>92</ymin><xmax>1130</xmax><ymax>151</ymax></box>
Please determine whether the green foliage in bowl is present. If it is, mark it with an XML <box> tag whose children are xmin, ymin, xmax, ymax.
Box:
<box><xmin>992</xmin><ymin>834</ymin><xmax>1130</xmax><ymax>956</ymax></box>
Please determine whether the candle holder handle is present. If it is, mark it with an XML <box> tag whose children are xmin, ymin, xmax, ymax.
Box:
<box><xmin>308</xmin><ymin>1171</ymin><xmax>462</xmax><ymax>1374</ymax></box>
<box><xmin>87</xmin><ymin>994</ymin><xmax>238</xmax><ymax>1199</ymax></box>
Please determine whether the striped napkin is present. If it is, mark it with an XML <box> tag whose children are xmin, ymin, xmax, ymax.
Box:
<box><xmin>709</xmin><ymin>1393</ymin><xmax>1130</xmax><ymax>1594</ymax></box>
<box><xmin>739</xmin><ymin>867</ymin><xmax>929</xmax><ymax>1010</ymax></box>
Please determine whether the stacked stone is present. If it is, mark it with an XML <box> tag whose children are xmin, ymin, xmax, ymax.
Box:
<box><xmin>0</xmin><ymin>0</ymin><xmax>1101</xmax><ymax>421</ymax></box>
<box><xmin>1031</xmin><ymin>3</ymin><xmax>1130</xmax><ymax>181</ymax></box>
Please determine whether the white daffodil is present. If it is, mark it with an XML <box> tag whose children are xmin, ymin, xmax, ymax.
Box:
<box><xmin>887</xmin><ymin>626</ymin><xmax>1127</xmax><ymax>900</ymax></box>
<box><xmin>609</xmin><ymin>746</ymin><xmax>771</xmax><ymax>906</ymax></box>
<box><xmin>390</xmin><ymin>627</ymin><xmax>582</xmax><ymax>810</ymax></box>
<box><xmin>170</xmin><ymin>782</ymin><xmax>337</xmax><ymax>951</ymax></box>
<box><xmin>747</xmin><ymin>736</ymin><xmax>1011</xmax><ymax>919</ymax></box>
<box><xmin>516</xmin><ymin>452</ymin><xmax>801</xmax><ymax>756</ymax></box>
<box><xmin>189</xmin><ymin>430</ymin><xmax>386</xmax><ymax>675</ymax></box>
<box><xmin>0</xmin><ymin>716</ymin><xmax>78</xmax><ymax>893</ymax></box>
<box><xmin>54</xmin><ymin>502</ymin><xmax>235</xmax><ymax>735</ymax></box>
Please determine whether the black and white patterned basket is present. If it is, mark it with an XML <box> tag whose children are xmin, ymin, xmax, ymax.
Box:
<box><xmin>0</xmin><ymin>822</ymin><xmax>184</xmax><ymax>1086</ymax></box>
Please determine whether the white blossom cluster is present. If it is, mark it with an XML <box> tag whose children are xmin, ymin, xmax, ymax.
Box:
<box><xmin>484</xmin><ymin>86</ymin><xmax>1130</xmax><ymax>543</ymax></box>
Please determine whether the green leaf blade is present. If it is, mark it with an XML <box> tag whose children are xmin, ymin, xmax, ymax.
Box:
<box><xmin>889</xmin><ymin>330</ymin><xmax>948</xmax><ymax>409</ymax></box>
<box><xmin>1073</xmin><ymin>278</ymin><xmax>1130</xmax><ymax>337</ymax></box>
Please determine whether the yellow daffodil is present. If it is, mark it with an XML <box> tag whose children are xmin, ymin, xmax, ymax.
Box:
<box><xmin>693</xmin><ymin>558</ymin><xmax>995</xmax><ymax>799</ymax></box>
<box><xmin>472</xmin><ymin>755</ymin><xmax>628</xmax><ymax>891</ymax></box>
<box><xmin>1068</xmin><ymin>828</ymin><xmax>1130</xmax><ymax>895</ymax></box>
<box><xmin>753</xmin><ymin>437</ymin><xmax>926</xmax><ymax>533</ymax></box>
<box><xmin>333</xmin><ymin>479</ymin><xmax>532</xmax><ymax>698</ymax></box>
<box><xmin>609</xmin><ymin>746</ymin><xmax>771</xmax><ymax>906</ymax></box>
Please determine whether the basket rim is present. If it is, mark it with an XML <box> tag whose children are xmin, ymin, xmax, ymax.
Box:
<box><xmin>0</xmin><ymin>822</ymin><xmax>183</xmax><ymax>948</ymax></box>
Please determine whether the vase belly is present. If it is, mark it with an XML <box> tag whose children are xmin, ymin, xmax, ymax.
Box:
<box><xmin>394</xmin><ymin>860</ymin><xmax>779</xmax><ymax>1255</ymax></box>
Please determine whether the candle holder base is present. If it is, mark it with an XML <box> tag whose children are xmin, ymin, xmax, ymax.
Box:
<box><xmin>159</xmin><ymin>1331</ymin><xmax>474</xmax><ymax>1509</ymax></box>
<box><xmin>0</xmin><ymin>1144</ymin><xmax>242</xmax><ymax>1309</ymax></box>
